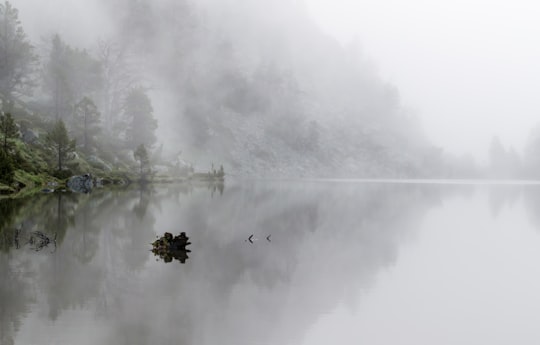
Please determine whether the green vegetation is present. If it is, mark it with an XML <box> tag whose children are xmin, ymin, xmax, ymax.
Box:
<box><xmin>0</xmin><ymin>112</ymin><xmax>17</xmax><ymax>152</ymax></box>
<box><xmin>0</xmin><ymin>1</ymin><xmax>225</xmax><ymax>197</ymax></box>
<box><xmin>0</xmin><ymin>149</ymin><xmax>14</xmax><ymax>185</ymax></box>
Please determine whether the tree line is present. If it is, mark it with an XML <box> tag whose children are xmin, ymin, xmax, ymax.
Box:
<box><xmin>0</xmin><ymin>1</ymin><xmax>157</xmax><ymax>180</ymax></box>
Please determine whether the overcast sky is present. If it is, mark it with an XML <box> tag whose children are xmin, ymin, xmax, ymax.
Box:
<box><xmin>305</xmin><ymin>0</ymin><xmax>540</xmax><ymax>161</ymax></box>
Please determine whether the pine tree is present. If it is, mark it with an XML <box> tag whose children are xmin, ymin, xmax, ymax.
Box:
<box><xmin>0</xmin><ymin>148</ymin><xmax>14</xmax><ymax>184</ymax></box>
<box><xmin>0</xmin><ymin>112</ymin><xmax>18</xmax><ymax>153</ymax></box>
<box><xmin>134</xmin><ymin>143</ymin><xmax>150</xmax><ymax>179</ymax></box>
<box><xmin>0</xmin><ymin>1</ymin><xmax>37</xmax><ymax>96</ymax></box>
<box><xmin>123</xmin><ymin>88</ymin><xmax>157</xmax><ymax>148</ymax></box>
<box><xmin>43</xmin><ymin>34</ymin><xmax>102</xmax><ymax>120</ymax></box>
<box><xmin>73</xmin><ymin>97</ymin><xmax>100</xmax><ymax>152</ymax></box>
<box><xmin>46</xmin><ymin>120</ymin><xmax>76</xmax><ymax>171</ymax></box>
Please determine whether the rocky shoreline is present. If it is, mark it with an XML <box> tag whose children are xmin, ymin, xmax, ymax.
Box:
<box><xmin>0</xmin><ymin>171</ymin><xmax>225</xmax><ymax>198</ymax></box>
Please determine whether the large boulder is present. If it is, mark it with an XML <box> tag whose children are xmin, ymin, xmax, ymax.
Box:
<box><xmin>67</xmin><ymin>173</ymin><xmax>94</xmax><ymax>193</ymax></box>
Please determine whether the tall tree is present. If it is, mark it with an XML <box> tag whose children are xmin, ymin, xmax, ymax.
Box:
<box><xmin>0</xmin><ymin>148</ymin><xmax>13</xmax><ymax>184</ymax></box>
<box><xmin>0</xmin><ymin>1</ymin><xmax>37</xmax><ymax>96</ymax></box>
<box><xmin>123</xmin><ymin>88</ymin><xmax>157</xmax><ymax>148</ymax></box>
<box><xmin>43</xmin><ymin>35</ymin><xmax>71</xmax><ymax>120</ymax></box>
<box><xmin>0</xmin><ymin>112</ymin><xmax>17</xmax><ymax>153</ymax></box>
<box><xmin>133</xmin><ymin>143</ymin><xmax>150</xmax><ymax>179</ymax></box>
<box><xmin>97</xmin><ymin>40</ymin><xmax>137</xmax><ymax>137</ymax></box>
<box><xmin>73</xmin><ymin>97</ymin><xmax>100</xmax><ymax>152</ymax></box>
<box><xmin>42</xmin><ymin>35</ymin><xmax>102</xmax><ymax>120</ymax></box>
<box><xmin>46</xmin><ymin>120</ymin><xmax>76</xmax><ymax>171</ymax></box>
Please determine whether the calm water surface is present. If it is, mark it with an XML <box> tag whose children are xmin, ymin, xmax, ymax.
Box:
<box><xmin>2</xmin><ymin>181</ymin><xmax>540</xmax><ymax>345</ymax></box>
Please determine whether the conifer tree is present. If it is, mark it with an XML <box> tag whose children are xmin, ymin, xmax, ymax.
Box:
<box><xmin>0</xmin><ymin>112</ymin><xmax>18</xmax><ymax>153</ymax></box>
<box><xmin>0</xmin><ymin>1</ymin><xmax>37</xmax><ymax>96</ymax></box>
<box><xmin>134</xmin><ymin>143</ymin><xmax>150</xmax><ymax>178</ymax></box>
<box><xmin>124</xmin><ymin>88</ymin><xmax>157</xmax><ymax>148</ymax></box>
<box><xmin>0</xmin><ymin>148</ymin><xmax>14</xmax><ymax>184</ymax></box>
<box><xmin>73</xmin><ymin>97</ymin><xmax>100</xmax><ymax>152</ymax></box>
<box><xmin>46</xmin><ymin>120</ymin><xmax>76</xmax><ymax>171</ymax></box>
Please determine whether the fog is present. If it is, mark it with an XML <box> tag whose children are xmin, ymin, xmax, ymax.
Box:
<box><xmin>306</xmin><ymin>0</ymin><xmax>540</xmax><ymax>162</ymax></box>
<box><xmin>5</xmin><ymin>2</ymin><xmax>540</xmax><ymax>343</ymax></box>
<box><xmin>5</xmin><ymin>0</ymin><xmax>540</xmax><ymax>178</ymax></box>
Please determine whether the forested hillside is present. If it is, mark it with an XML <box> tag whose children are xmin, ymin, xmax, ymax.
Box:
<box><xmin>2</xmin><ymin>0</ymin><xmax>452</xmax><ymax>183</ymax></box>
<box><xmin>99</xmin><ymin>0</ymin><xmax>443</xmax><ymax>177</ymax></box>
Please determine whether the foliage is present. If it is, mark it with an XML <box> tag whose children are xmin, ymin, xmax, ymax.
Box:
<box><xmin>0</xmin><ymin>148</ymin><xmax>14</xmax><ymax>184</ymax></box>
<box><xmin>123</xmin><ymin>88</ymin><xmax>157</xmax><ymax>149</ymax></box>
<box><xmin>0</xmin><ymin>112</ymin><xmax>18</xmax><ymax>153</ymax></box>
<box><xmin>46</xmin><ymin>120</ymin><xmax>76</xmax><ymax>171</ymax></box>
<box><xmin>134</xmin><ymin>143</ymin><xmax>150</xmax><ymax>178</ymax></box>
<box><xmin>0</xmin><ymin>1</ymin><xmax>37</xmax><ymax>96</ymax></box>
<box><xmin>73</xmin><ymin>97</ymin><xmax>101</xmax><ymax>152</ymax></box>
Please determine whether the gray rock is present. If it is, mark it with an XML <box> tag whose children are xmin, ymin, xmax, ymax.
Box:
<box><xmin>22</xmin><ymin>129</ymin><xmax>38</xmax><ymax>144</ymax></box>
<box><xmin>67</xmin><ymin>173</ymin><xmax>94</xmax><ymax>193</ymax></box>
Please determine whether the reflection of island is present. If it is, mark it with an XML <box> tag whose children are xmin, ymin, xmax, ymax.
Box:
<box><xmin>152</xmin><ymin>232</ymin><xmax>192</xmax><ymax>263</ymax></box>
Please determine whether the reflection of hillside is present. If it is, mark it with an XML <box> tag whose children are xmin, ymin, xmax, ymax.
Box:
<box><xmin>0</xmin><ymin>255</ymin><xmax>35</xmax><ymax>345</ymax></box>
<box><xmin>1</xmin><ymin>182</ymin><xmax>470</xmax><ymax>345</ymax></box>
<box><xmin>488</xmin><ymin>185</ymin><xmax>540</xmax><ymax>231</ymax></box>
<box><xmin>111</xmin><ymin>181</ymin><xmax>450</xmax><ymax>345</ymax></box>
<box><xmin>522</xmin><ymin>186</ymin><xmax>540</xmax><ymax>231</ymax></box>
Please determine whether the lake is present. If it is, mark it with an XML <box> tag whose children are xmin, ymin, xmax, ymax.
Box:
<box><xmin>2</xmin><ymin>180</ymin><xmax>540</xmax><ymax>345</ymax></box>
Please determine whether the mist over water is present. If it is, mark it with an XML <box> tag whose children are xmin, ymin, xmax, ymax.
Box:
<box><xmin>2</xmin><ymin>182</ymin><xmax>540</xmax><ymax>344</ymax></box>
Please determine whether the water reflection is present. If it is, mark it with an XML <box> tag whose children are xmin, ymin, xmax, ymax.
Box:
<box><xmin>152</xmin><ymin>232</ymin><xmax>192</xmax><ymax>263</ymax></box>
<box><xmin>3</xmin><ymin>181</ymin><xmax>531</xmax><ymax>345</ymax></box>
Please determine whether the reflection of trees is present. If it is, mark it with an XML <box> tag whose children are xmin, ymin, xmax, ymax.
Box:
<box><xmin>123</xmin><ymin>186</ymin><xmax>155</xmax><ymax>271</ymax></box>
<box><xmin>43</xmin><ymin>193</ymin><xmax>78</xmax><ymax>245</ymax></box>
<box><xmin>1</xmin><ymin>182</ymin><xmax>468</xmax><ymax>345</ymax></box>
<box><xmin>0</xmin><ymin>198</ymin><xmax>27</xmax><ymax>252</ymax></box>
<box><xmin>489</xmin><ymin>185</ymin><xmax>521</xmax><ymax>218</ymax></box>
<box><xmin>0</xmin><ymin>254</ymin><xmax>35</xmax><ymax>345</ymax></box>
<box><xmin>501</xmin><ymin>185</ymin><xmax>540</xmax><ymax>231</ymax></box>
<box><xmin>0</xmin><ymin>189</ymin><xmax>127</xmax><ymax>331</ymax></box>
<box><xmin>40</xmin><ymin>187</ymin><xmax>155</xmax><ymax>320</ymax></box>
<box><xmin>71</xmin><ymin>197</ymin><xmax>101</xmax><ymax>264</ymax></box>
<box><xmin>523</xmin><ymin>187</ymin><xmax>540</xmax><ymax>231</ymax></box>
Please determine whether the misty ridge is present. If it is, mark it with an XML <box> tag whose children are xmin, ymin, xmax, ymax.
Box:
<box><xmin>3</xmin><ymin>0</ymin><xmax>540</xmax><ymax>179</ymax></box>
